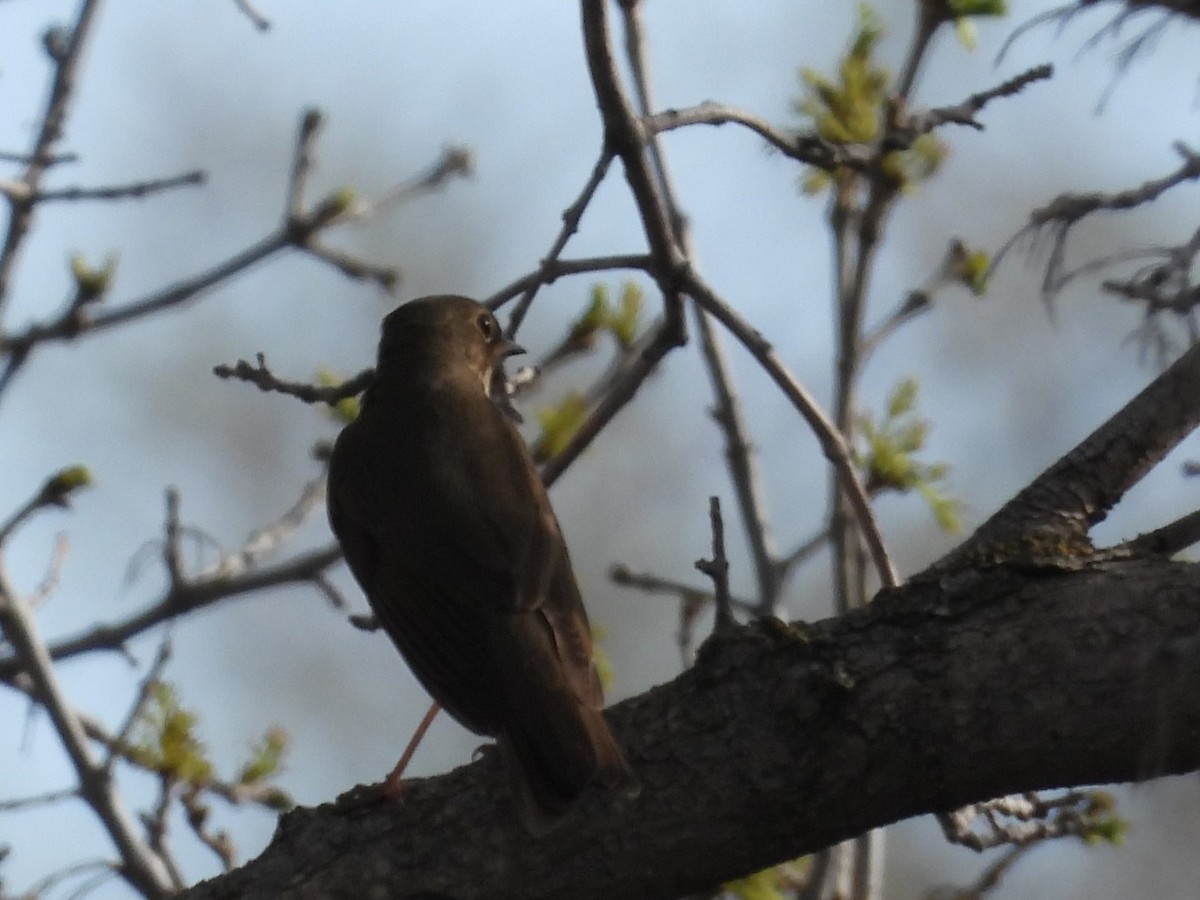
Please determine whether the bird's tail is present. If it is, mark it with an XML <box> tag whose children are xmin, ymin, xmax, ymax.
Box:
<box><xmin>500</xmin><ymin>690</ymin><xmax>639</xmax><ymax>835</ymax></box>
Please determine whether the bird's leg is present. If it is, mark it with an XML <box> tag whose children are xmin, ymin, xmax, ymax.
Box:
<box><xmin>382</xmin><ymin>701</ymin><xmax>442</xmax><ymax>800</ymax></box>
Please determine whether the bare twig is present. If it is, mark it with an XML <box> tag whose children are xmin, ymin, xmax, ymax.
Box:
<box><xmin>775</xmin><ymin>529</ymin><xmax>829</xmax><ymax>587</ymax></box>
<box><xmin>895</xmin><ymin>65</ymin><xmax>1053</xmax><ymax>137</ymax></box>
<box><xmin>286</xmin><ymin>109</ymin><xmax>322</xmax><ymax>216</ymax></box>
<box><xmin>643</xmin><ymin>102</ymin><xmax>876</xmax><ymax>172</ymax></box>
<box><xmin>504</xmin><ymin>148</ymin><xmax>615</xmax><ymax>335</ymax></box>
<box><xmin>997</xmin><ymin>142</ymin><xmax>1200</xmax><ymax>299</ymax></box>
<box><xmin>618</xmin><ymin>0</ymin><xmax>780</xmax><ymax>614</ymax></box>
<box><xmin>181</xmin><ymin>790</ymin><xmax>237</xmax><ymax>872</ymax></box>
<box><xmin>0</xmin><ymin>543</ymin><xmax>341</xmax><ymax>680</ymax></box>
<box><xmin>302</xmin><ymin>242</ymin><xmax>400</xmax><ymax>290</ymax></box>
<box><xmin>3</xmin><ymin>169</ymin><xmax>205</xmax><ymax>204</ymax></box>
<box><xmin>937</xmin><ymin>791</ymin><xmax>1107</xmax><ymax>851</ymax></box>
<box><xmin>350</xmin><ymin>144</ymin><xmax>475</xmax><ymax>222</ymax></box>
<box><xmin>695</xmin><ymin>497</ymin><xmax>734</xmax><ymax>633</ymax></box>
<box><xmin>928</xmin><ymin>844</ymin><xmax>1031</xmax><ymax>900</ymax></box>
<box><xmin>0</xmin><ymin>0</ymin><xmax>104</xmax><ymax>318</ymax></box>
<box><xmin>485</xmin><ymin>254</ymin><xmax>654</xmax><ymax>309</ymax></box>
<box><xmin>142</xmin><ymin>776</ymin><xmax>186</xmax><ymax>890</ymax></box>
<box><xmin>609</xmin><ymin>563</ymin><xmax>754</xmax><ymax>613</ymax></box>
<box><xmin>683</xmin><ymin>273</ymin><xmax>899</xmax><ymax>589</ymax></box>
<box><xmin>539</xmin><ymin>319</ymin><xmax>678</xmax><ymax>488</ymax></box>
<box><xmin>232</xmin><ymin>0</ymin><xmax>271</xmax><ymax>31</ymax></box>
<box><xmin>0</xmin><ymin>785</ymin><xmax>78</xmax><ymax>812</ymax></box>
<box><xmin>213</xmin><ymin>354</ymin><xmax>374</xmax><ymax>406</ymax></box>
<box><xmin>0</xmin><ymin>149</ymin><xmax>78</xmax><ymax>166</ymax></box>
<box><xmin>1122</xmin><ymin>508</ymin><xmax>1200</xmax><ymax>557</ymax></box>
<box><xmin>0</xmin><ymin>110</ymin><xmax>441</xmax><ymax>403</ymax></box>
<box><xmin>14</xmin><ymin>859</ymin><xmax>116</xmax><ymax>900</ymax></box>
<box><xmin>0</xmin><ymin>563</ymin><xmax>175</xmax><ymax>896</ymax></box>
<box><xmin>105</xmin><ymin>636</ymin><xmax>174</xmax><ymax>772</ymax></box>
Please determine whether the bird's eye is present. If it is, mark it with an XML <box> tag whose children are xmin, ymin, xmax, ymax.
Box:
<box><xmin>476</xmin><ymin>313</ymin><xmax>497</xmax><ymax>342</ymax></box>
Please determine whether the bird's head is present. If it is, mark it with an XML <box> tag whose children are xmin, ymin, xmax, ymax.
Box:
<box><xmin>377</xmin><ymin>295</ymin><xmax>524</xmax><ymax>399</ymax></box>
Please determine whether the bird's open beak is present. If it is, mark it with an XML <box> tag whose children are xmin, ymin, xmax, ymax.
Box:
<box><xmin>500</xmin><ymin>339</ymin><xmax>525</xmax><ymax>358</ymax></box>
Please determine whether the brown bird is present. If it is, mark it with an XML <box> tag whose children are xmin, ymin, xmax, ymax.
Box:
<box><xmin>326</xmin><ymin>295</ymin><xmax>638</xmax><ymax>832</ymax></box>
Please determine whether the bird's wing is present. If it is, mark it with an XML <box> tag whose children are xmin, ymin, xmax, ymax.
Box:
<box><xmin>329</xmin><ymin>397</ymin><xmax>602</xmax><ymax>716</ymax></box>
<box><xmin>453</xmin><ymin>412</ymin><xmax>604</xmax><ymax>711</ymax></box>
<box><xmin>328</xmin><ymin>414</ymin><xmax>507</xmax><ymax>733</ymax></box>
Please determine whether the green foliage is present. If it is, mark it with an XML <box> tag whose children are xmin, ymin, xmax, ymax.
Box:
<box><xmin>237</xmin><ymin>726</ymin><xmax>289</xmax><ymax>786</ymax></box>
<box><xmin>858</xmin><ymin>378</ymin><xmax>960</xmax><ymax>532</ymax></box>
<box><xmin>39</xmin><ymin>465</ymin><xmax>93</xmax><ymax>508</ymax></box>
<box><xmin>609</xmin><ymin>282</ymin><xmax>643</xmax><ymax>349</ymax></box>
<box><xmin>949</xmin><ymin>0</ymin><xmax>1007</xmax><ymax>16</ymax></box>
<box><xmin>128</xmin><ymin>682</ymin><xmax>293</xmax><ymax>810</ymax></box>
<box><xmin>128</xmin><ymin>681</ymin><xmax>214</xmax><ymax>786</ymax></box>
<box><xmin>795</xmin><ymin>3</ymin><xmax>948</xmax><ymax>194</ymax></box>
<box><xmin>316</xmin><ymin>368</ymin><xmax>361</xmax><ymax>423</ymax></box>
<box><xmin>329</xmin><ymin>186</ymin><xmax>358</xmax><ymax>214</ymax></box>
<box><xmin>796</xmin><ymin>4</ymin><xmax>887</xmax><ymax>146</ymax></box>
<box><xmin>947</xmin><ymin>0</ymin><xmax>1008</xmax><ymax>51</ymax></box>
<box><xmin>951</xmin><ymin>241</ymin><xmax>991</xmax><ymax>296</ymax></box>
<box><xmin>1081</xmin><ymin>790</ymin><xmax>1130</xmax><ymax>845</ymax></box>
<box><xmin>533</xmin><ymin>391</ymin><xmax>588</xmax><ymax>462</ymax></box>
<box><xmin>722</xmin><ymin>858</ymin><xmax>810</xmax><ymax>899</ymax></box>
<box><xmin>69</xmin><ymin>252</ymin><xmax>118</xmax><ymax>303</ymax></box>
<box><xmin>566</xmin><ymin>287</ymin><xmax>611</xmax><ymax>352</ymax></box>
<box><xmin>566</xmin><ymin>282</ymin><xmax>645</xmax><ymax>353</ymax></box>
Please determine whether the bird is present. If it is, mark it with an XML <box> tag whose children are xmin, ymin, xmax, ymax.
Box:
<box><xmin>326</xmin><ymin>294</ymin><xmax>638</xmax><ymax>833</ymax></box>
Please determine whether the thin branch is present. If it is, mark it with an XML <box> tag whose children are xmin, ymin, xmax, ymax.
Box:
<box><xmin>1122</xmin><ymin>508</ymin><xmax>1200</xmax><ymax>556</ymax></box>
<box><xmin>0</xmin><ymin>544</ymin><xmax>341</xmax><ymax>680</ymax></box>
<box><xmin>643</xmin><ymin>102</ymin><xmax>875</xmax><ymax>172</ymax></box>
<box><xmin>934</xmin><ymin>340</ymin><xmax>1200</xmax><ymax>571</ymax></box>
<box><xmin>775</xmin><ymin>528</ymin><xmax>829</xmax><ymax>586</ymax></box>
<box><xmin>0</xmin><ymin>149</ymin><xmax>78</xmax><ymax>165</ymax></box>
<box><xmin>350</xmin><ymin>144</ymin><xmax>475</xmax><ymax>222</ymax></box>
<box><xmin>895</xmin><ymin>65</ymin><xmax>1053</xmax><ymax>137</ymax></box>
<box><xmin>485</xmin><ymin>254</ymin><xmax>654</xmax><ymax>309</ymax></box>
<box><xmin>937</xmin><ymin>791</ymin><xmax>1104</xmax><ymax>851</ymax></box>
<box><xmin>619</xmin><ymin>0</ymin><xmax>780</xmax><ymax>614</ymax></box>
<box><xmin>27</xmin><ymin>534</ymin><xmax>70</xmax><ymax>609</ymax></box>
<box><xmin>213</xmin><ymin>353</ymin><xmax>374</xmax><ymax>406</ymax></box>
<box><xmin>0</xmin><ymin>564</ymin><xmax>174</xmax><ymax>896</ymax></box>
<box><xmin>580</xmin><ymin>0</ymin><xmax>687</xmax><ymax>341</ymax></box>
<box><xmin>0</xmin><ymin>0</ymin><xmax>104</xmax><ymax>318</ymax></box>
<box><xmin>539</xmin><ymin>319</ymin><xmax>677</xmax><ymax>488</ymax></box>
<box><xmin>0</xmin><ymin>471</ymin><xmax>90</xmax><ymax>546</ymax></box>
<box><xmin>181</xmin><ymin>790</ymin><xmax>237</xmax><ymax>872</ymax></box>
<box><xmin>286</xmin><ymin>109</ymin><xmax>322</xmax><ymax>217</ymax></box>
<box><xmin>0</xmin><ymin>110</ymin><xmax>439</xmax><ymax>404</ymax></box>
<box><xmin>15</xmin><ymin>859</ymin><xmax>116</xmax><ymax>900</ymax></box>
<box><xmin>609</xmin><ymin>563</ymin><xmax>754</xmax><ymax>614</ymax></box>
<box><xmin>0</xmin><ymin>785</ymin><xmax>78</xmax><ymax>812</ymax></box>
<box><xmin>504</xmin><ymin>148</ymin><xmax>615</xmax><ymax>335</ymax></box>
<box><xmin>683</xmin><ymin>272</ymin><xmax>899</xmax><ymax>589</ymax></box>
<box><xmin>996</xmin><ymin>142</ymin><xmax>1200</xmax><ymax>300</ymax></box>
<box><xmin>695</xmin><ymin>497</ymin><xmax>734</xmax><ymax>633</ymax></box>
<box><xmin>105</xmin><ymin>636</ymin><xmax>173</xmax><ymax>772</ymax></box>
<box><xmin>302</xmin><ymin>242</ymin><xmax>400</xmax><ymax>291</ymax></box>
<box><xmin>14</xmin><ymin>169</ymin><xmax>205</xmax><ymax>203</ymax></box>
<box><xmin>232</xmin><ymin>0</ymin><xmax>271</xmax><ymax>31</ymax></box>
<box><xmin>142</xmin><ymin>776</ymin><xmax>186</xmax><ymax>891</ymax></box>
<box><xmin>926</xmin><ymin>843</ymin><xmax>1031</xmax><ymax>900</ymax></box>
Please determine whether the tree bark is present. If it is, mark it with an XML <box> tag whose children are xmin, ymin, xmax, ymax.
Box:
<box><xmin>181</xmin><ymin>556</ymin><xmax>1200</xmax><ymax>900</ymax></box>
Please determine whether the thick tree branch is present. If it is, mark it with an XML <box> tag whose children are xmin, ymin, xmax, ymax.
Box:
<box><xmin>937</xmin><ymin>340</ymin><xmax>1200</xmax><ymax>568</ymax></box>
<box><xmin>178</xmin><ymin>556</ymin><xmax>1200</xmax><ymax>900</ymax></box>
